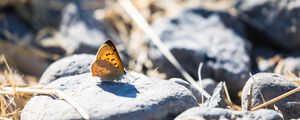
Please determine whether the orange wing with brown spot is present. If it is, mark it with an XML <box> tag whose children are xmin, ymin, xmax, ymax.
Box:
<box><xmin>91</xmin><ymin>40</ymin><xmax>125</xmax><ymax>79</ymax></box>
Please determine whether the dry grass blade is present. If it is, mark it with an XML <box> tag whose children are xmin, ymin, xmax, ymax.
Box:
<box><xmin>0</xmin><ymin>55</ymin><xmax>23</xmax><ymax>119</ymax></box>
<box><xmin>246</xmin><ymin>83</ymin><xmax>253</xmax><ymax>111</ymax></box>
<box><xmin>0</xmin><ymin>87</ymin><xmax>90</xmax><ymax>119</ymax></box>
<box><xmin>251</xmin><ymin>87</ymin><xmax>300</xmax><ymax>111</ymax></box>
<box><xmin>55</xmin><ymin>90</ymin><xmax>90</xmax><ymax>119</ymax></box>
<box><xmin>223</xmin><ymin>82</ymin><xmax>233</xmax><ymax>107</ymax></box>
<box><xmin>249</xmin><ymin>73</ymin><xmax>266</xmax><ymax>107</ymax></box>
<box><xmin>197</xmin><ymin>63</ymin><xmax>207</xmax><ymax>104</ymax></box>
<box><xmin>274</xmin><ymin>60</ymin><xmax>284</xmax><ymax>74</ymax></box>
<box><xmin>118</xmin><ymin>0</ymin><xmax>211</xmax><ymax>99</ymax></box>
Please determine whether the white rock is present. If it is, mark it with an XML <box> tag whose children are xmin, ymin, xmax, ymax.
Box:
<box><xmin>22</xmin><ymin>72</ymin><xmax>198</xmax><ymax>120</ymax></box>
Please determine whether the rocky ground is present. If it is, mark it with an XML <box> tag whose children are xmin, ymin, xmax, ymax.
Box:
<box><xmin>1</xmin><ymin>0</ymin><xmax>300</xmax><ymax>120</ymax></box>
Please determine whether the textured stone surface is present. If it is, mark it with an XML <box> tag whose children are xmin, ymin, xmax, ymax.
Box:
<box><xmin>150</xmin><ymin>8</ymin><xmax>251</xmax><ymax>95</ymax></box>
<box><xmin>204</xmin><ymin>82</ymin><xmax>228</xmax><ymax>108</ymax></box>
<box><xmin>235</xmin><ymin>0</ymin><xmax>300</xmax><ymax>50</ymax></box>
<box><xmin>200</xmin><ymin>78</ymin><xmax>218</xmax><ymax>95</ymax></box>
<box><xmin>39</xmin><ymin>54</ymin><xmax>94</xmax><ymax>85</ymax></box>
<box><xmin>22</xmin><ymin>72</ymin><xmax>198</xmax><ymax>120</ymax></box>
<box><xmin>54</xmin><ymin>3</ymin><xmax>109</xmax><ymax>54</ymax></box>
<box><xmin>242</xmin><ymin>73</ymin><xmax>300</xmax><ymax>119</ymax></box>
<box><xmin>17</xmin><ymin>1</ymin><xmax>110</xmax><ymax>55</ymax></box>
<box><xmin>169</xmin><ymin>78</ymin><xmax>217</xmax><ymax>102</ymax></box>
<box><xmin>169</xmin><ymin>78</ymin><xmax>204</xmax><ymax>103</ymax></box>
<box><xmin>175</xmin><ymin>107</ymin><xmax>283</xmax><ymax>120</ymax></box>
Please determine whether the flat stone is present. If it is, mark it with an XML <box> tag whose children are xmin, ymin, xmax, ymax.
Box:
<box><xmin>175</xmin><ymin>107</ymin><xmax>283</xmax><ymax>120</ymax></box>
<box><xmin>39</xmin><ymin>54</ymin><xmax>94</xmax><ymax>85</ymax></box>
<box><xmin>242</xmin><ymin>73</ymin><xmax>300</xmax><ymax>119</ymax></box>
<box><xmin>149</xmin><ymin>8</ymin><xmax>251</xmax><ymax>96</ymax></box>
<box><xmin>22</xmin><ymin>72</ymin><xmax>198</xmax><ymax>120</ymax></box>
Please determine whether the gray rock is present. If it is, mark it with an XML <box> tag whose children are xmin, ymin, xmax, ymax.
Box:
<box><xmin>242</xmin><ymin>73</ymin><xmax>300</xmax><ymax>119</ymax></box>
<box><xmin>17</xmin><ymin>0</ymin><xmax>106</xmax><ymax>30</ymax></box>
<box><xmin>0</xmin><ymin>13</ymin><xmax>32</xmax><ymax>42</ymax></box>
<box><xmin>22</xmin><ymin>72</ymin><xmax>198</xmax><ymax>120</ymax></box>
<box><xmin>17</xmin><ymin>1</ymin><xmax>110</xmax><ymax>55</ymax></box>
<box><xmin>175</xmin><ymin>107</ymin><xmax>283</xmax><ymax>120</ymax></box>
<box><xmin>235</xmin><ymin>0</ymin><xmax>300</xmax><ymax>50</ymax></box>
<box><xmin>54</xmin><ymin>3</ymin><xmax>109</xmax><ymax>54</ymax></box>
<box><xmin>150</xmin><ymin>8</ymin><xmax>251</xmax><ymax>96</ymax></box>
<box><xmin>39</xmin><ymin>54</ymin><xmax>94</xmax><ymax>85</ymax></box>
<box><xmin>169</xmin><ymin>78</ymin><xmax>218</xmax><ymax>103</ymax></box>
<box><xmin>169</xmin><ymin>78</ymin><xmax>204</xmax><ymax>103</ymax></box>
<box><xmin>204</xmin><ymin>82</ymin><xmax>228</xmax><ymax>108</ymax></box>
<box><xmin>201</xmin><ymin>78</ymin><xmax>218</xmax><ymax>95</ymax></box>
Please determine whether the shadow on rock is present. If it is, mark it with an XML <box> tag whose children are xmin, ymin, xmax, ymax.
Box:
<box><xmin>97</xmin><ymin>82</ymin><xmax>139</xmax><ymax>98</ymax></box>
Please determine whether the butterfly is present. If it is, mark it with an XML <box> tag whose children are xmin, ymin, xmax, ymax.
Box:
<box><xmin>91</xmin><ymin>40</ymin><xmax>126</xmax><ymax>80</ymax></box>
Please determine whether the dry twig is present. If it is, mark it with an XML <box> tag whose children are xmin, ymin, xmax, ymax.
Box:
<box><xmin>251</xmin><ymin>87</ymin><xmax>300</xmax><ymax>111</ymax></box>
<box><xmin>197</xmin><ymin>63</ymin><xmax>206</xmax><ymax>104</ymax></box>
<box><xmin>0</xmin><ymin>87</ymin><xmax>90</xmax><ymax>119</ymax></box>
<box><xmin>223</xmin><ymin>82</ymin><xmax>233</xmax><ymax>107</ymax></box>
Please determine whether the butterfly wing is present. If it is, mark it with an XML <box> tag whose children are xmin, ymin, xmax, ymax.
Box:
<box><xmin>91</xmin><ymin>40</ymin><xmax>125</xmax><ymax>79</ymax></box>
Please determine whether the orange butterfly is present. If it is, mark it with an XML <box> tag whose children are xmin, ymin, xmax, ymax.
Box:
<box><xmin>91</xmin><ymin>40</ymin><xmax>126</xmax><ymax>80</ymax></box>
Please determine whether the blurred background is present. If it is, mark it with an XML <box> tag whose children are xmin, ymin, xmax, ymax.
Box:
<box><xmin>1</xmin><ymin>0</ymin><xmax>300</xmax><ymax>111</ymax></box>
<box><xmin>0</xmin><ymin>0</ymin><xmax>238</xmax><ymax>85</ymax></box>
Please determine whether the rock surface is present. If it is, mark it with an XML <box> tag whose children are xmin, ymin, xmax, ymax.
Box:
<box><xmin>22</xmin><ymin>72</ymin><xmax>198</xmax><ymax>120</ymax></box>
<box><xmin>204</xmin><ymin>82</ymin><xmax>228</xmax><ymax>108</ymax></box>
<box><xmin>175</xmin><ymin>107</ymin><xmax>283</xmax><ymax>120</ymax></box>
<box><xmin>235</xmin><ymin>0</ymin><xmax>300</xmax><ymax>50</ymax></box>
<box><xmin>17</xmin><ymin>1</ymin><xmax>110</xmax><ymax>55</ymax></box>
<box><xmin>242</xmin><ymin>73</ymin><xmax>300</xmax><ymax>119</ymax></box>
<box><xmin>169</xmin><ymin>78</ymin><xmax>217</xmax><ymax>102</ymax></box>
<box><xmin>39</xmin><ymin>54</ymin><xmax>95</xmax><ymax>85</ymax></box>
<box><xmin>53</xmin><ymin>3</ymin><xmax>109</xmax><ymax>54</ymax></box>
<box><xmin>0</xmin><ymin>13</ymin><xmax>32</xmax><ymax>42</ymax></box>
<box><xmin>16</xmin><ymin>0</ymin><xmax>105</xmax><ymax>30</ymax></box>
<box><xmin>200</xmin><ymin>78</ymin><xmax>218</xmax><ymax>95</ymax></box>
<box><xmin>150</xmin><ymin>8</ymin><xmax>251</xmax><ymax>95</ymax></box>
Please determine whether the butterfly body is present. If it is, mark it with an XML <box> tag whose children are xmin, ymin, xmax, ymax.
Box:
<box><xmin>91</xmin><ymin>40</ymin><xmax>126</xmax><ymax>80</ymax></box>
